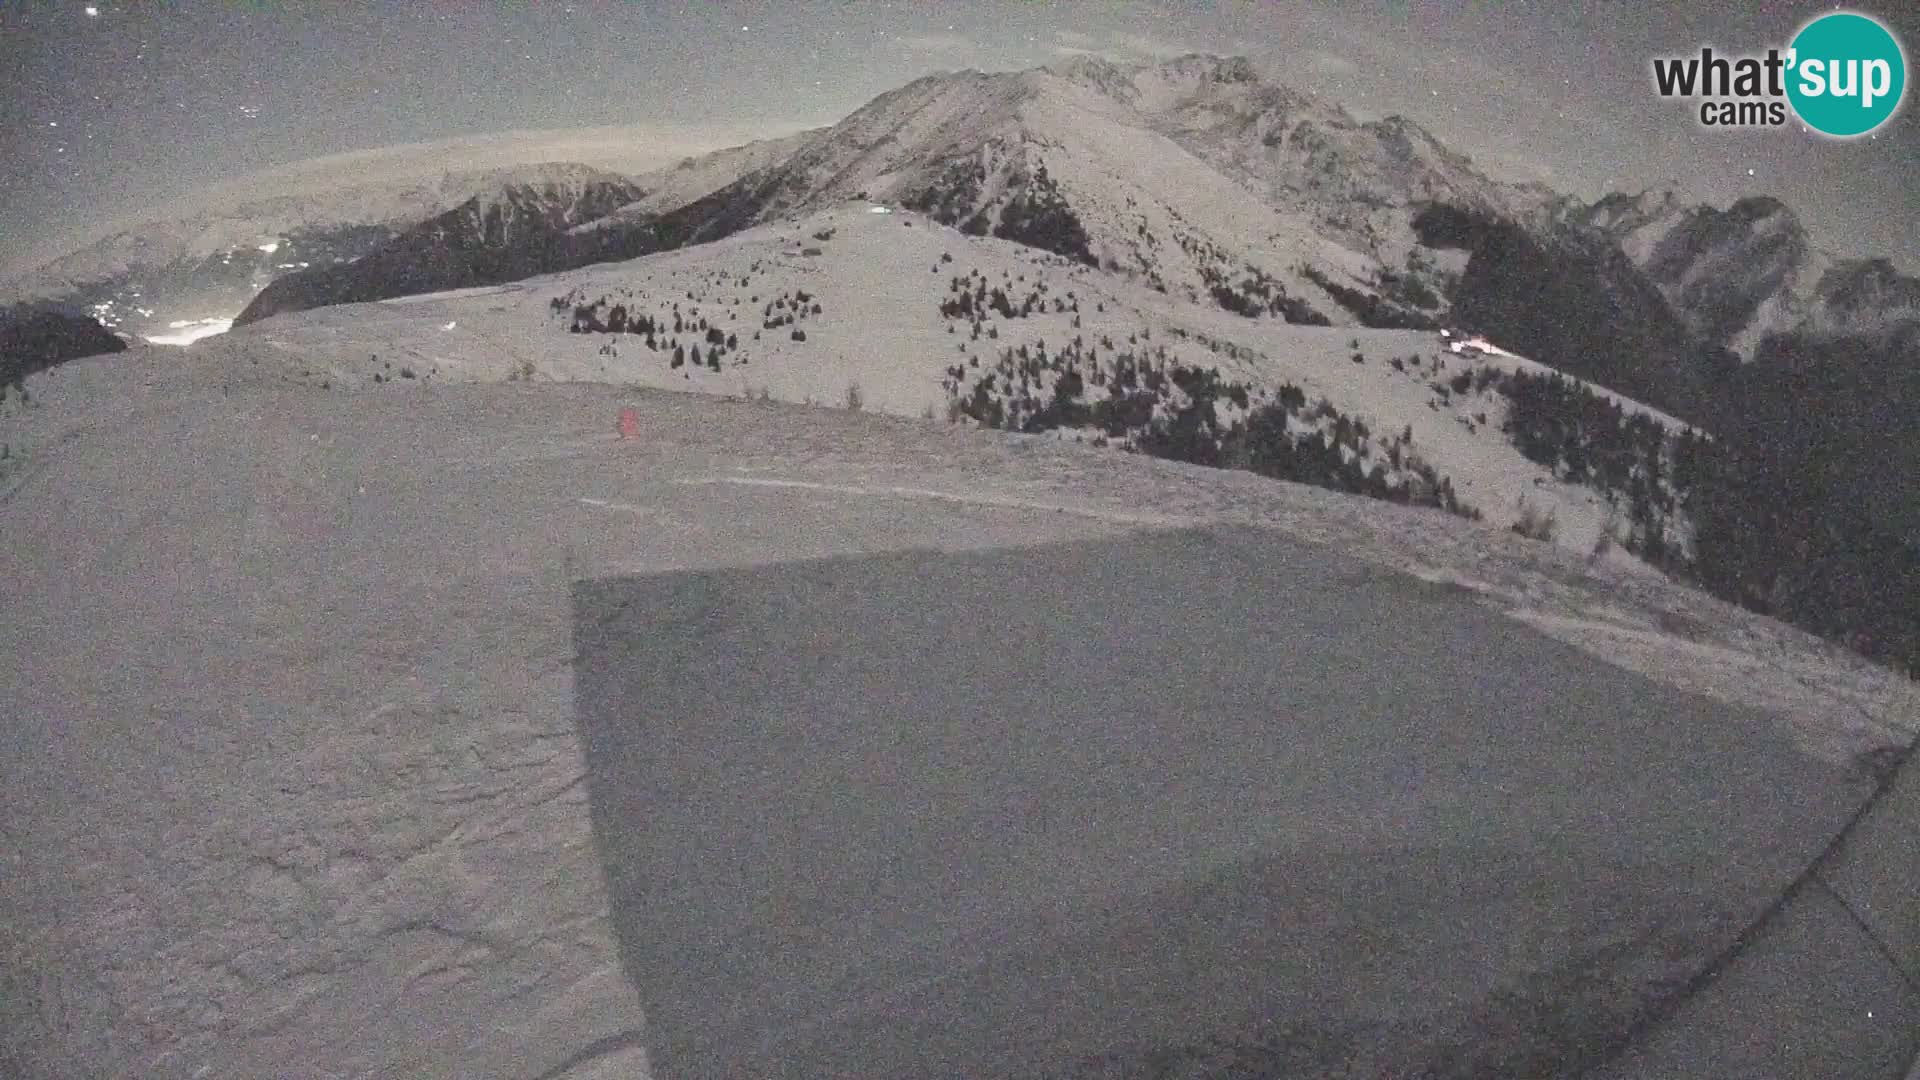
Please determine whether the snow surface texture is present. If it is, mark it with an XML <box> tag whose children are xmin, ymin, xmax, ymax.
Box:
<box><xmin>1</xmin><ymin>336</ymin><xmax>1914</xmax><ymax>1076</ymax></box>
<box><xmin>238</xmin><ymin>203</ymin><xmax>1691</xmax><ymax>561</ymax></box>
<box><xmin>572</xmin><ymin>529</ymin><xmax>1885</xmax><ymax>1077</ymax></box>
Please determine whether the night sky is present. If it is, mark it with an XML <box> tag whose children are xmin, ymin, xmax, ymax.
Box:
<box><xmin>3</xmin><ymin>1</ymin><xmax>1916</xmax><ymax>275</ymax></box>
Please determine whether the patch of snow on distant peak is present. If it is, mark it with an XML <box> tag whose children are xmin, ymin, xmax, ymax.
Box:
<box><xmin>145</xmin><ymin>317</ymin><xmax>233</xmax><ymax>346</ymax></box>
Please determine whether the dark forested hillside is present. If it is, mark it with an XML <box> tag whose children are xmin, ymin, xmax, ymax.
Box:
<box><xmin>1</xmin><ymin>305</ymin><xmax>126</xmax><ymax>389</ymax></box>
<box><xmin>1484</xmin><ymin>328</ymin><xmax>1920</xmax><ymax>675</ymax></box>
<box><xmin>1689</xmin><ymin>335</ymin><xmax>1920</xmax><ymax>670</ymax></box>
<box><xmin>1413</xmin><ymin>204</ymin><xmax>1736</xmax><ymax>424</ymax></box>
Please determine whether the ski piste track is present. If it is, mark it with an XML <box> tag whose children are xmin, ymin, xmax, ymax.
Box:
<box><xmin>1</xmin><ymin>376</ymin><xmax>1916</xmax><ymax>1078</ymax></box>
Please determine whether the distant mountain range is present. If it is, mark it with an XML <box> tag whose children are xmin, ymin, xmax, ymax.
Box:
<box><xmin>3</xmin><ymin>54</ymin><xmax>1920</xmax><ymax>672</ymax></box>
<box><xmin>231</xmin><ymin>53</ymin><xmax>1571</xmax><ymax>330</ymax></box>
<box><xmin>1570</xmin><ymin>190</ymin><xmax>1920</xmax><ymax>359</ymax></box>
<box><xmin>8</xmin><ymin>53</ymin><xmax>1912</xmax><ymax>405</ymax></box>
<box><xmin>233</xmin><ymin>164</ymin><xmax>646</xmax><ymax>324</ymax></box>
<box><xmin>1</xmin><ymin>163</ymin><xmax>658</xmax><ymax>342</ymax></box>
<box><xmin>218</xmin><ymin>55</ymin><xmax>1915</xmax><ymax>416</ymax></box>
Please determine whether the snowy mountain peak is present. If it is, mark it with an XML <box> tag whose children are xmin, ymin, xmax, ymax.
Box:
<box><xmin>1580</xmin><ymin>188</ymin><xmax>1687</xmax><ymax>233</ymax></box>
<box><xmin>462</xmin><ymin>165</ymin><xmax>646</xmax><ymax>228</ymax></box>
<box><xmin>473</xmin><ymin>161</ymin><xmax>638</xmax><ymax>196</ymax></box>
<box><xmin>1797</xmin><ymin>257</ymin><xmax>1920</xmax><ymax>347</ymax></box>
<box><xmin>1366</xmin><ymin>114</ymin><xmax>1449</xmax><ymax>159</ymax></box>
<box><xmin>232</xmin><ymin>53</ymin><xmax>1529</xmax><ymax>333</ymax></box>
<box><xmin>1570</xmin><ymin>183</ymin><xmax>1920</xmax><ymax>362</ymax></box>
<box><xmin>1153</xmin><ymin>51</ymin><xmax>1261</xmax><ymax>85</ymax></box>
<box><xmin>1046</xmin><ymin>51</ymin><xmax>1132</xmax><ymax>82</ymax></box>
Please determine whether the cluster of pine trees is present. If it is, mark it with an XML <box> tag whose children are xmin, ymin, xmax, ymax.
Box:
<box><xmin>1196</xmin><ymin>261</ymin><xmax>1330</xmax><ymax>325</ymax></box>
<box><xmin>937</xmin><ymin>268</ymin><xmax>1079</xmax><ymax>325</ymax></box>
<box><xmin>1495</xmin><ymin>369</ymin><xmax>1690</xmax><ymax>563</ymax></box>
<box><xmin>554</xmin><ymin>292</ymin><xmax>740</xmax><ymax>373</ymax></box>
<box><xmin>1492</xmin><ymin>362</ymin><xmax>1917</xmax><ymax>674</ymax></box>
<box><xmin>1299</xmin><ymin>266</ymin><xmax>1437</xmax><ymax>330</ymax></box>
<box><xmin>942</xmin><ymin>334</ymin><xmax>1476</xmax><ymax>519</ymax></box>
<box><xmin>965</xmin><ymin>165</ymin><xmax>1098</xmax><ymax>267</ymax></box>
<box><xmin>1689</xmin><ymin>340</ymin><xmax>1920</xmax><ymax>674</ymax></box>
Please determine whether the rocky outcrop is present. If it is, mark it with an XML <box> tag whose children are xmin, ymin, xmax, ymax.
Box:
<box><xmin>6</xmin><ymin>164</ymin><xmax>645</xmax><ymax>342</ymax></box>
<box><xmin>236</xmin><ymin>168</ymin><xmax>646</xmax><ymax>325</ymax></box>
<box><xmin>1574</xmin><ymin>191</ymin><xmax>1786</xmax><ymax>354</ymax></box>
<box><xmin>1571</xmin><ymin>190</ymin><xmax>1920</xmax><ymax>363</ymax></box>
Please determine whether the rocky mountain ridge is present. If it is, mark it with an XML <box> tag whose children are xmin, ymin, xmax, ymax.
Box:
<box><xmin>240</xmin><ymin>55</ymin><xmax>1558</xmax><ymax>332</ymax></box>
<box><xmin>2</xmin><ymin>164</ymin><xmax>647</xmax><ymax>342</ymax></box>
<box><xmin>235</xmin><ymin>168</ymin><xmax>646</xmax><ymax>324</ymax></box>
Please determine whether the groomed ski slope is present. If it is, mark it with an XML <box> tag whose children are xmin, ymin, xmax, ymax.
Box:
<box><xmin>237</xmin><ymin>203</ymin><xmax>1693</xmax><ymax>562</ymax></box>
<box><xmin>1</xmin><ymin>340</ymin><xmax>1913</xmax><ymax>1076</ymax></box>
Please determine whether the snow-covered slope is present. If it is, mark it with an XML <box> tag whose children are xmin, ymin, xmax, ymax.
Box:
<box><xmin>579</xmin><ymin>129</ymin><xmax>825</xmax><ymax>227</ymax></box>
<box><xmin>1093</xmin><ymin>54</ymin><xmax>1558</xmax><ymax>258</ymax></box>
<box><xmin>686</xmin><ymin>52</ymin><xmax>1541</xmax><ymax>322</ymax></box>
<box><xmin>230</xmin><ymin>203</ymin><xmax>1692</xmax><ymax>563</ymax></box>
<box><xmin>243</xmin><ymin>55</ymin><xmax>1554</xmax><ymax>332</ymax></box>
<box><xmin>4</xmin><ymin>315</ymin><xmax>1913</xmax><ymax>1079</ymax></box>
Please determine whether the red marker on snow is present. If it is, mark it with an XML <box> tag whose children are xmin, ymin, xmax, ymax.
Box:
<box><xmin>617</xmin><ymin>407</ymin><xmax>640</xmax><ymax>440</ymax></box>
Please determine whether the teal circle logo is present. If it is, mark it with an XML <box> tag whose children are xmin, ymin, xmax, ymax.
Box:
<box><xmin>1786</xmin><ymin>11</ymin><xmax>1907</xmax><ymax>137</ymax></box>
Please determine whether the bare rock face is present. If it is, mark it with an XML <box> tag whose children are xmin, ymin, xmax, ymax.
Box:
<box><xmin>236</xmin><ymin>168</ymin><xmax>648</xmax><ymax>325</ymax></box>
<box><xmin>1571</xmin><ymin>189</ymin><xmax>1920</xmax><ymax>363</ymax></box>
<box><xmin>1568</xmin><ymin>192</ymin><xmax>1808</xmax><ymax>358</ymax></box>
<box><xmin>5</xmin><ymin>164</ymin><xmax>648</xmax><ymax>343</ymax></box>
<box><xmin>1798</xmin><ymin>256</ymin><xmax>1920</xmax><ymax>348</ymax></box>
